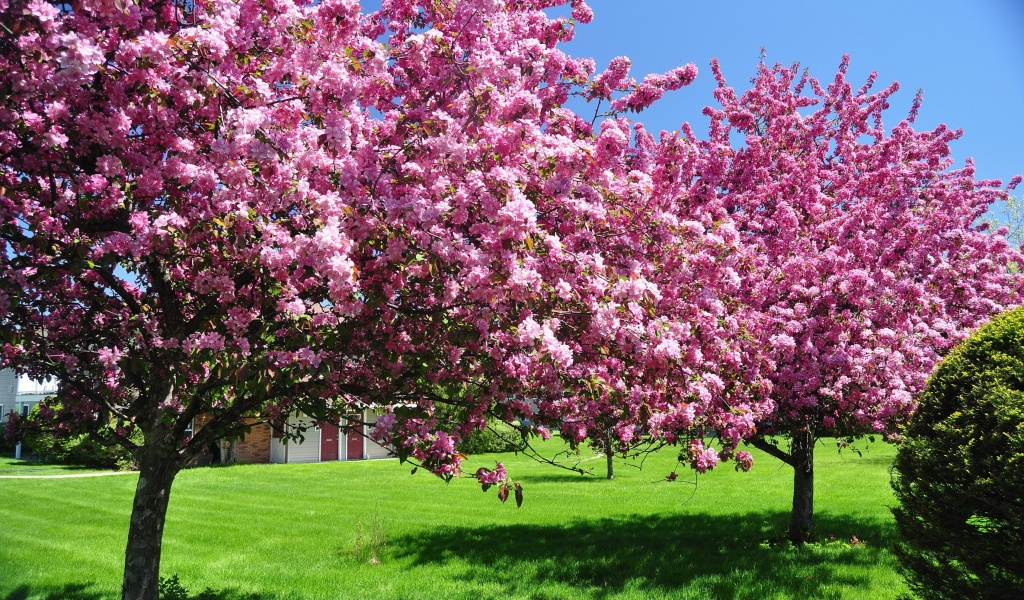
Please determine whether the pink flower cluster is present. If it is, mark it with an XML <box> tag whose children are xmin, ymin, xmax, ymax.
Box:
<box><xmin>688</xmin><ymin>440</ymin><xmax>720</xmax><ymax>474</ymax></box>
<box><xmin>475</xmin><ymin>462</ymin><xmax>508</xmax><ymax>490</ymax></box>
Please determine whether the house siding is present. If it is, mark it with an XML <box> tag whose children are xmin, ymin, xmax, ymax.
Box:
<box><xmin>281</xmin><ymin>414</ymin><xmax>320</xmax><ymax>463</ymax></box>
<box><xmin>364</xmin><ymin>411</ymin><xmax>393</xmax><ymax>460</ymax></box>
<box><xmin>0</xmin><ymin>369</ymin><xmax>16</xmax><ymax>420</ymax></box>
<box><xmin>0</xmin><ymin>371</ymin><xmax>55</xmax><ymax>421</ymax></box>
<box><xmin>366</xmin><ymin>440</ymin><xmax>392</xmax><ymax>460</ymax></box>
<box><xmin>207</xmin><ymin>409</ymin><xmax>393</xmax><ymax>464</ymax></box>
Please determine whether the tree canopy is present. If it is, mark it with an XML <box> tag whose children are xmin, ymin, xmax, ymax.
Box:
<box><xmin>0</xmin><ymin>0</ymin><xmax>768</xmax><ymax>596</ymax></box>
<box><xmin>699</xmin><ymin>57</ymin><xmax>1023</xmax><ymax>541</ymax></box>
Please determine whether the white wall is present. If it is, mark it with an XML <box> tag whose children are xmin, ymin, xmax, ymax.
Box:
<box><xmin>269</xmin><ymin>437</ymin><xmax>287</xmax><ymax>463</ymax></box>
<box><xmin>0</xmin><ymin>369</ymin><xmax>16</xmax><ymax>420</ymax></box>
<box><xmin>284</xmin><ymin>414</ymin><xmax>320</xmax><ymax>463</ymax></box>
<box><xmin>364</xmin><ymin>410</ymin><xmax>394</xmax><ymax>460</ymax></box>
<box><xmin>8</xmin><ymin>374</ymin><xmax>57</xmax><ymax>419</ymax></box>
<box><xmin>0</xmin><ymin>371</ymin><xmax>56</xmax><ymax>420</ymax></box>
<box><xmin>266</xmin><ymin>410</ymin><xmax>393</xmax><ymax>462</ymax></box>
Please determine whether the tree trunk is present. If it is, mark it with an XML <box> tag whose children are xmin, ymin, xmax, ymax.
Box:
<box><xmin>121</xmin><ymin>445</ymin><xmax>182</xmax><ymax>600</ymax></box>
<box><xmin>788</xmin><ymin>428</ymin><xmax>815</xmax><ymax>544</ymax></box>
<box><xmin>605</xmin><ymin>430</ymin><xmax>614</xmax><ymax>480</ymax></box>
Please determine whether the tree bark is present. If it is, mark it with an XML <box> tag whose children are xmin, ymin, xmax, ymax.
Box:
<box><xmin>788</xmin><ymin>428</ymin><xmax>815</xmax><ymax>544</ymax></box>
<box><xmin>605</xmin><ymin>430</ymin><xmax>614</xmax><ymax>480</ymax></box>
<box><xmin>121</xmin><ymin>444</ymin><xmax>182</xmax><ymax>600</ymax></box>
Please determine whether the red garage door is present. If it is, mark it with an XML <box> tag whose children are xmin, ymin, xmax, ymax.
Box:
<box><xmin>346</xmin><ymin>415</ymin><xmax>363</xmax><ymax>460</ymax></box>
<box><xmin>319</xmin><ymin>421</ymin><xmax>339</xmax><ymax>461</ymax></box>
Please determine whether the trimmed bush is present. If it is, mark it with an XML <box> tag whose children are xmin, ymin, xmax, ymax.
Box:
<box><xmin>891</xmin><ymin>307</ymin><xmax>1024</xmax><ymax>599</ymax></box>
<box><xmin>457</xmin><ymin>420</ymin><xmax>526</xmax><ymax>455</ymax></box>
<box><xmin>25</xmin><ymin>428</ymin><xmax>137</xmax><ymax>470</ymax></box>
<box><xmin>23</xmin><ymin>405</ymin><xmax>138</xmax><ymax>470</ymax></box>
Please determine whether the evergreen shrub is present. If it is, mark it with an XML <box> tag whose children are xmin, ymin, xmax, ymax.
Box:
<box><xmin>457</xmin><ymin>420</ymin><xmax>526</xmax><ymax>455</ymax></box>
<box><xmin>891</xmin><ymin>307</ymin><xmax>1024</xmax><ymax>599</ymax></box>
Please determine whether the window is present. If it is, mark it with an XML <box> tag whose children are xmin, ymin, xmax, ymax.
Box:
<box><xmin>183</xmin><ymin>418</ymin><xmax>194</xmax><ymax>441</ymax></box>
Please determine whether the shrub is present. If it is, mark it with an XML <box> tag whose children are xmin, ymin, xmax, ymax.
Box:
<box><xmin>891</xmin><ymin>307</ymin><xmax>1024</xmax><ymax>599</ymax></box>
<box><xmin>457</xmin><ymin>420</ymin><xmax>526</xmax><ymax>455</ymax></box>
<box><xmin>26</xmin><ymin>428</ymin><xmax>137</xmax><ymax>470</ymax></box>
<box><xmin>23</xmin><ymin>405</ymin><xmax>139</xmax><ymax>470</ymax></box>
<box><xmin>0</xmin><ymin>431</ymin><xmax>14</xmax><ymax>453</ymax></box>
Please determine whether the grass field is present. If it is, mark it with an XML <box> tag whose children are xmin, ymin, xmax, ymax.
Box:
<box><xmin>0</xmin><ymin>439</ymin><xmax>906</xmax><ymax>599</ymax></box>
<box><xmin>0</xmin><ymin>455</ymin><xmax>115</xmax><ymax>476</ymax></box>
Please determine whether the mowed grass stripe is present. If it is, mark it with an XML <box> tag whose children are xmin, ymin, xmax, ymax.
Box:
<box><xmin>0</xmin><ymin>439</ymin><xmax>906</xmax><ymax>599</ymax></box>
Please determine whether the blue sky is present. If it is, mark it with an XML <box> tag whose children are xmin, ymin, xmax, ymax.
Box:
<box><xmin>360</xmin><ymin>0</ymin><xmax>1023</xmax><ymax>203</ymax></box>
<box><xmin>557</xmin><ymin>1</ymin><xmax>1024</xmax><ymax>188</ymax></box>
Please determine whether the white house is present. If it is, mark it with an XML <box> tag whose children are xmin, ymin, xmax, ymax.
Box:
<box><xmin>212</xmin><ymin>408</ymin><xmax>394</xmax><ymax>464</ymax></box>
<box><xmin>0</xmin><ymin>369</ymin><xmax>16</xmax><ymax>420</ymax></box>
<box><xmin>267</xmin><ymin>410</ymin><xmax>393</xmax><ymax>464</ymax></box>
<box><xmin>0</xmin><ymin>370</ymin><xmax>55</xmax><ymax>421</ymax></box>
<box><xmin>0</xmin><ymin>368</ymin><xmax>395</xmax><ymax>464</ymax></box>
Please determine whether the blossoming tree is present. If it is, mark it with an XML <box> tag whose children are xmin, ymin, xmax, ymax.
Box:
<box><xmin>697</xmin><ymin>57</ymin><xmax>1024</xmax><ymax>542</ymax></box>
<box><xmin>0</xmin><ymin>0</ymin><xmax>772</xmax><ymax>597</ymax></box>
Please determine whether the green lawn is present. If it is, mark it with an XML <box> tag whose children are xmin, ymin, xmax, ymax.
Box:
<box><xmin>0</xmin><ymin>439</ymin><xmax>906</xmax><ymax>599</ymax></box>
<box><xmin>0</xmin><ymin>454</ymin><xmax>115</xmax><ymax>476</ymax></box>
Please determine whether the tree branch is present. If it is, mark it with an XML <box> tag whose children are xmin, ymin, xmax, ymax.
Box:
<box><xmin>746</xmin><ymin>435</ymin><xmax>795</xmax><ymax>467</ymax></box>
<box><xmin>91</xmin><ymin>266</ymin><xmax>145</xmax><ymax>316</ymax></box>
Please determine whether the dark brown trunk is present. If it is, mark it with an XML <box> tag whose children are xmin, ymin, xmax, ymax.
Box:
<box><xmin>788</xmin><ymin>428</ymin><xmax>815</xmax><ymax>544</ymax></box>
<box><xmin>121</xmin><ymin>445</ymin><xmax>182</xmax><ymax>600</ymax></box>
<box><xmin>605</xmin><ymin>430</ymin><xmax>614</xmax><ymax>480</ymax></box>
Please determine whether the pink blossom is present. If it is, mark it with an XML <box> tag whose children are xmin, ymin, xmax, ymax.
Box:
<box><xmin>429</xmin><ymin>431</ymin><xmax>456</xmax><ymax>456</ymax></box>
<box><xmin>693</xmin><ymin>448</ymin><xmax>719</xmax><ymax>473</ymax></box>
<box><xmin>571</xmin><ymin>1</ymin><xmax>594</xmax><ymax>24</ymax></box>
<box><xmin>56</xmin><ymin>34</ymin><xmax>104</xmax><ymax>84</ymax></box>
<box><xmin>476</xmin><ymin>462</ymin><xmax>508</xmax><ymax>486</ymax></box>
<box><xmin>96</xmin><ymin>347</ymin><xmax>122</xmax><ymax>370</ymax></box>
<box><xmin>43</xmin><ymin>130</ymin><xmax>69</xmax><ymax>148</ymax></box>
<box><xmin>734</xmin><ymin>451</ymin><xmax>754</xmax><ymax>472</ymax></box>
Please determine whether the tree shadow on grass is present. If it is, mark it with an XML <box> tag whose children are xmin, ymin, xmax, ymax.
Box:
<box><xmin>390</xmin><ymin>512</ymin><xmax>899</xmax><ymax>599</ymax></box>
<box><xmin>3</xmin><ymin>583</ymin><xmax>102</xmax><ymax>600</ymax></box>
<box><xmin>0</xmin><ymin>461</ymin><xmax>99</xmax><ymax>473</ymax></box>
<box><xmin>1</xmin><ymin>583</ymin><xmax>268</xmax><ymax>600</ymax></box>
<box><xmin>514</xmin><ymin>473</ymin><xmax>613</xmax><ymax>484</ymax></box>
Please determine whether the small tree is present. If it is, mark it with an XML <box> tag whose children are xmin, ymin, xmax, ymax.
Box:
<box><xmin>696</xmin><ymin>57</ymin><xmax>1024</xmax><ymax>542</ymax></box>
<box><xmin>891</xmin><ymin>306</ymin><xmax>1024</xmax><ymax>599</ymax></box>
<box><xmin>987</xmin><ymin>195</ymin><xmax>1024</xmax><ymax>249</ymax></box>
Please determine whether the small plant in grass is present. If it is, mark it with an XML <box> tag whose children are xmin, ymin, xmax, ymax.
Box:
<box><xmin>760</xmin><ymin>533</ymin><xmax>868</xmax><ymax>551</ymax></box>
<box><xmin>352</xmin><ymin>510</ymin><xmax>388</xmax><ymax>565</ymax></box>
<box><xmin>158</xmin><ymin>574</ymin><xmax>218</xmax><ymax>600</ymax></box>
